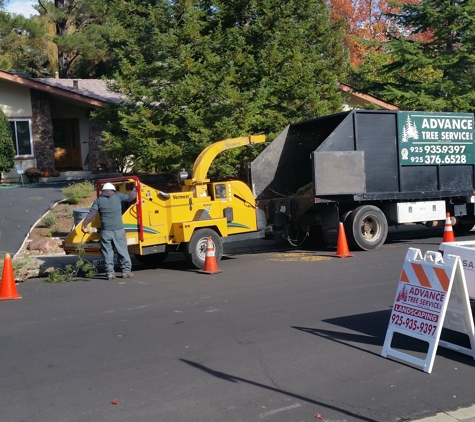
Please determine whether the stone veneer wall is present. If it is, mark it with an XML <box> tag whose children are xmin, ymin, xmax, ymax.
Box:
<box><xmin>31</xmin><ymin>90</ymin><xmax>55</xmax><ymax>172</ymax></box>
<box><xmin>88</xmin><ymin>120</ymin><xmax>115</xmax><ymax>172</ymax></box>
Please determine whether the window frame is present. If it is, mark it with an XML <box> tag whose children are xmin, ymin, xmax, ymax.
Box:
<box><xmin>9</xmin><ymin>119</ymin><xmax>34</xmax><ymax>158</ymax></box>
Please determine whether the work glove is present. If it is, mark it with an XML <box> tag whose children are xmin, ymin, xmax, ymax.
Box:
<box><xmin>125</xmin><ymin>182</ymin><xmax>136</xmax><ymax>191</ymax></box>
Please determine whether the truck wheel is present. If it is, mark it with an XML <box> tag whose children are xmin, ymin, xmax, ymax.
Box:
<box><xmin>345</xmin><ymin>205</ymin><xmax>388</xmax><ymax>251</ymax></box>
<box><xmin>185</xmin><ymin>228</ymin><xmax>223</xmax><ymax>269</ymax></box>
<box><xmin>135</xmin><ymin>252</ymin><xmax>169</xmax><ymax>267</ymax></box>
<box><xmin>453</xmin><ymin>219</ymin><xmax>475</xmax><ymax>236</ymax></box>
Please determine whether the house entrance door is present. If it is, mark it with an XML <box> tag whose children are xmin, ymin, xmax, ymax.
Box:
<box><xmin>53</xmin><ymin>119</ymin><xmax>82</xmax><ymax>170</ymax></box>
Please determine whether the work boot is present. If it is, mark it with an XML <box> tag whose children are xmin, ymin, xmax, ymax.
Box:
<box><xmin>122</xmin><ymin>272</ymin><xmax>134</xmax><ymax>279</ymax></box>
<box><xmin>107</xmin><ymin>274</ymin><xmax>116</xmax><ymax>280</ymax></box>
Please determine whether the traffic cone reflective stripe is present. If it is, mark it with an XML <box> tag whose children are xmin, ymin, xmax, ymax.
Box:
<box><xmin>0</xmin><ymin>253</ymin><xmax>21</xmax><ymax>300</ymax></box>
<box><xmin>442</xmin><ymin>212</ymin><xmax>455</xmax><ymax>243</ymax></box>
<box><xmin>199</xmin><ymin>237</ymin><xmax>222</xmax><ymax>274</ymax></box>
<box><xmin>333</xmin><ymin>222</ymin><xmax>354</xmax><ymax>258</ymax></box>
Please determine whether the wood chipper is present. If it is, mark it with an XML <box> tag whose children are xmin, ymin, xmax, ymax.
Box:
<box><xmin>64</xmin><ymin>135</ymin><xmax>267</xmax><ymax>268</ymax></box>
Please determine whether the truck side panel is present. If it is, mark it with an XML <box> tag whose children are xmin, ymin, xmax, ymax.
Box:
<box><xmin>355</xmin><ymin>112</ymin><xmax>399</xmax><ymax>192</ymax></box>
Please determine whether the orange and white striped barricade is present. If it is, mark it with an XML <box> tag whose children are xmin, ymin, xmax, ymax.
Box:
<box><xmin>381</xmin><ymin>247</ymin><xmax>475</xmax><ymax>373</ymax></box>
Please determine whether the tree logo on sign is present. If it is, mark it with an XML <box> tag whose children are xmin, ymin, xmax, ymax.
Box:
<box><xmin>402</xmin><ymin>116</ymin><xmax>419</xmax><ymax>143</ymax></box>
<box><xmin>396</xmin><ymin>284</ymin><xmax>408</xmax><ymax>302</ymax></box>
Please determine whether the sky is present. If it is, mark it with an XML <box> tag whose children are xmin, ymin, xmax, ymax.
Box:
<box><xmin>5</xmin><ymin>0</ymin><xmax>38</xmax><ymax>17</ymax></box>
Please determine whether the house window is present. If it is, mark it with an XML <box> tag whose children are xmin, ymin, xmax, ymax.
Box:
<box><xmin>9</xmin><ymin>120</ymin><xmax>34</xmax><ymax>157</ymax></box>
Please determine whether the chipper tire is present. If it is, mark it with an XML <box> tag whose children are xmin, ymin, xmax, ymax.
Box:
<box><xmin>185</xmin><ymin>228</ymin><xmax>223</xmax><ymax>269</ymax></box>
<box><xmin>345</xmin><ymin>205</ymin><xmax>388</xmax><ymax>251</ymax></box>
<box><xmin>135</xmin><ymin>252</ymin><xmax>169</xmax><ymax>267</ymax></box>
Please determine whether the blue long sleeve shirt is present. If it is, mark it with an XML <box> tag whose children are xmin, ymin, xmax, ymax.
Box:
<box><xmin>82</xmin><ymin>189</ymin><xmax>137</xmax><ymax>231</ymax></box>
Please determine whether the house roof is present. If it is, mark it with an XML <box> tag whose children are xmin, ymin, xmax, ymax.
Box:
<box><xmin>338</xmin><ymin>82</ymin><xmax>399</xmax><ymax>110</ymax></box>
<box><xmin>0</xmin><ymin>70</ymin><xmax>399</xmax><ymax>111</ymax></box>
<box><xmin>32</xmin><ymin>78</ymin><xmax>124</xmax><ymax>105</ymax></box>
<box><xmin>0</xmin><ymin>70</ymin><xmax>123</xmax><ymax>107</ymax></box>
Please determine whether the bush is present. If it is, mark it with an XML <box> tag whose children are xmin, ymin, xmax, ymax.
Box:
<box><xmin>41</xmin><ymin>213</ymin><xmax>57</xmax><ymax>228</ymax></box>
<box><xmin>0</xmin><ymin>110</ymin><xmax>15</xmax><ymax>178</ymax></box>
<box><xmin>61</xmin><ymin>180</ymin><xmax>95</xmax><ymax>204</ymax></box>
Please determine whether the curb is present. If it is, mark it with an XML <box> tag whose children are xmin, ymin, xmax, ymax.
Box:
<box><xmin>413</xmin><ymin>404</ymin><xmax>475</xmax><ymax>422</ymax></box>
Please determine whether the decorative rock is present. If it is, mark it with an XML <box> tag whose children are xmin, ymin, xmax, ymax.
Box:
<box><xmin>28</xmin><ymin>238</ymin><xmax>57</xmax><ymax>252</ymax></box>
<box><xmin>41</xmin><ymin>266</ymin><xmax>57</xmax><ymax>274</ymax></box>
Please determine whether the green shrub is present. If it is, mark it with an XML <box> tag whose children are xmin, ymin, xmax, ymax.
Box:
<box><xmin>64</xmin><ymin>205</ymin><xmax>73</xmax><ymax>217</ymax></box>
<box><xmin>0</xmin><ymin>109</ymin><xmax>15</xmax><ymax>178</ymax></box>
<box><xmin>41</xmin><ymin>213</ymin><xmax>57</xmax><ymax>228</ymax></box>
<box><xmin>45</xmin><ymin>258</ymin><xmax>97</xmax><ymax>282</ymax></box>
<box><xmin>61</xmin><ymin>180</ymin><xmax>95</xmax><ymax>204</ymax></box>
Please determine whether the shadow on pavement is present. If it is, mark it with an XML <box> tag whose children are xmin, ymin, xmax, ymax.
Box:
<box><xmin>180</xmin><ymin>359</ymin><xmax>379</xmax><ymax>422</ymax></box>
<box><xmin>294</xmin><ymin>306</ymin><xmax>475</xmax><ymax>369</ymax></box>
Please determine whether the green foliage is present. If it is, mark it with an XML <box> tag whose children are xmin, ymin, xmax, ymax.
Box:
<box><xmin>0</xmin><ymin>11</ymin><xmax>51</xmax><ymax>77</ymax></box>
<box><xmin>96</xmin><ymin>0</ymin><xmax>349</xmax><ymax>178</ymax></box>
<box><xmin>353</xmin><ymin>0</ymin><xmax>475</xmax><ymax>111</ymax></box>
<box><xmin>0</xmin><ymin>108</ymin><xmax>15</xmax><ymax>176</ymax></box>
<box><xmin>46</xmin><ymin>257</ymin><xmax>97</xmax><ymax>282</ymax></box>
<box><xmin>36</xmin><ymin>0</ymin><xmax>118</xmax><ymax>78</ymax></box>
<box><xmin>61</xmin><ymin>180</ymin><xmax>95</xmax><ymax>204</ymax></box>
<box><xmin>41</xmin><ymin>213</ymin><xmax>57</xmax><ymax>228</ymax></box>
<box><xmin>64</xmin><ymin>204</ymin><xmax>73</xmax><ymax>217</ymax></box>
<box><xmin>46</xmin><ymin>243</ymin><xmax>97</xmax><ymax>282</ymax></box>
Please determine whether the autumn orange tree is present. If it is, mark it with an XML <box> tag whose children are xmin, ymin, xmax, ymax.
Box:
<box><xmin>353</xmin><ymin>0</ymin><xmax>475</xmax><ymax>111</ymax></box>
<box><xmin>328</xmin><ymin>0</ymin><xmax>392</xmax><ymax>67</ymax></box>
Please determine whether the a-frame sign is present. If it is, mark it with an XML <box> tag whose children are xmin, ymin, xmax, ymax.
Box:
<box><xmin>382</xmin><ymin>248</ymin><xmax>475</xmax><ymax>373</ymax></box>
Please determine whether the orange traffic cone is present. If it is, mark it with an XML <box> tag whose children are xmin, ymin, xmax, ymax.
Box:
<box><xmin>442</xmin><ymin>212</ymin><xmax>455</xmax><ymax>243</ymax></box>
<box><xmin>333</xmin><ymin>222</ymin><xmax>354</xmax><ymax>258</ymax></box>
<box><xmin>0</xmin><ymin>253</ymin><xmax>21</xmax><ymax>300</ymax></box>
<box><xmin>199</xmin><ymin>237</ymin><xmax>222</xmax><ymax>274</ymax></box>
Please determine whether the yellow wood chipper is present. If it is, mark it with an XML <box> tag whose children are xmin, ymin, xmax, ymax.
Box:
<box><xmin>64</xmin><ymin>135</ymin><xmax>267</xmax><ymax>268</ymax></box>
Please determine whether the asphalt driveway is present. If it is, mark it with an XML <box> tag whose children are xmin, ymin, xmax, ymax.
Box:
<box><xmin>0</xmin><ymin>182</ymin><xmax>67</xmax><ymax>256</ymax></box>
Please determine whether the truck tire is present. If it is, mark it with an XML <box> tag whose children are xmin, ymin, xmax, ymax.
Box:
<box><xmin>453</xmin><ymin>219</ymin><xmax>475</xmax><ymax>236</ymax></box>
<box><xmin>135</xmin><ymin>252</ymin><xmax>169</xmax><ymax>267</ymax></box>
<box><xmin>345</xmin><ymin>205</ymin><xmax>388</xmax><ymax>251</ymax></box>
<box><xmin>185</xmin><ymin>228</ymin><xmax>223</xmax><ymax>269</ymax></box>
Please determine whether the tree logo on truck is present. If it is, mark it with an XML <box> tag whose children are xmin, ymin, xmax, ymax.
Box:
<box><xmin>401</xmin><ymin>115</ymin><xmax>419</xmax><ymax>143</ymax></box>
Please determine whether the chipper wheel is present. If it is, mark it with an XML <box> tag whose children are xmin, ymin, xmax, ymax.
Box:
<box><xmin>185</xmin><ymin>228</ymin><xmax>223</xmax><ymax>269</ymax></box>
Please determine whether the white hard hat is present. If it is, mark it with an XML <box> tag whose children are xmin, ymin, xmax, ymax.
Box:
<box><xmin>102</xmin><ymin>182</ymin><xmax>116</xmax><ymax>191</ymax></box>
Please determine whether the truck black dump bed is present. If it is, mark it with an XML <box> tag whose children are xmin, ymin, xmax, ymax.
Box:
<box><xmin>250</xmin><ymin>110</ymin><xmax>475</xmax><ymax>201</ymax></box>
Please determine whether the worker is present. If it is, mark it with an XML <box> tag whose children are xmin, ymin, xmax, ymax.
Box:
<box><xmin>81</xmin><ymin>182</ymin><xmax>137</xmax><ymax>280</ymax></box>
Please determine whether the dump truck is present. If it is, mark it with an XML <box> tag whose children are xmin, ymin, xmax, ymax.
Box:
<box><xmin>64</xmin><ymin>135</ymin><xmax>268</xmax><ymax>268</ymax></box>
<box><xmin>249</xmin><ymin>109</ymin><xmax>475</xmax><ymax>251</ymax></box>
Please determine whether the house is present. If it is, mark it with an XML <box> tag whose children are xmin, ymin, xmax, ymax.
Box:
<box><xmin>338</xmin><ymin>82</ymin><xmax>399</xmax><ymax>111</ymax></box>
<box><xmin>0</xmin><ymin>70</ymin><xmax>122</xmax><ymax>183</ymax></box>
<box><xmin>0</xmin><ymin>70</ymin><xmax>398</xmax><ymax>183</ymax></box>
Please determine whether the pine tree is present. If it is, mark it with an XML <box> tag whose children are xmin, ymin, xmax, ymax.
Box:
<box><xmin>36</xmin><ymin>0</ymin><xmax>116</xmax><ymax>78</ymax></box>
<box><xmin>358</xmin><ymin>0</ymin><xmax>475</xmax><ymax>111</ymax></box>
<box><xmin>100</xmin><ymin>0</ymin><xmax>349</xmax><ymax>177</ymax></box>
<box><xmin>0</xmin><ymin>110</ymin><xmax>16</xmax><ymax>180</ymax></box>
<box><xmin>0</xmin><ymin>11</ymin><xmax>50</xmax><ymax>76</ymax></box>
